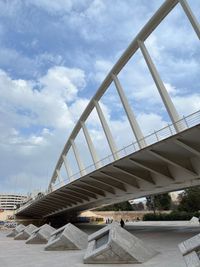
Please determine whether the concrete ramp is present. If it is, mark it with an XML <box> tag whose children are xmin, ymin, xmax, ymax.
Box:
<box><xmin>7</xmin><ymin>224</ymin><xmax>25</xmax><ymax>238</ymax></box>
<box><xmin>14</xmin><ymin>224</ymin><xmax>38</xmax><ymax>240</ymax></box>
<box><xmin>45</xmin><ymin>223</ymin><xmax>88</xmax><ymax>251</ymax></box>
<box><xmin>84</xmin><ymin>222</ymin><xmax>158</xmax><ymax>264</ymax></box>
<box><xmin>26</xmin><ymin>224</ymin><xmax>55</xmax><ymax>244</ymax></box>
<box><xmin>179</xmin><ymin>233</ymin><xmax>200</xmax><ymax>267</ymax></box>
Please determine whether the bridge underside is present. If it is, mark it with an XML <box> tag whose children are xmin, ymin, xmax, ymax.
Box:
<box><xmin>16</xmin><ymin>124</ymin><xmax>200</xmax><ymax>219</ymax></box>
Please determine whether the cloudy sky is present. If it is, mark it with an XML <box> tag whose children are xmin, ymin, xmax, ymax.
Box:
<box><xmin>0</xmin><ymin>0</ymin><xmax>199</xmax><ymax>195</ymax></box>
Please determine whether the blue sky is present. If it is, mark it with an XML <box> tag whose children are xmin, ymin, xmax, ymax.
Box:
<box><xmin>0</xmin><ymin>0</ymin><xmax>199</xmax><ymax>194</ymax></box>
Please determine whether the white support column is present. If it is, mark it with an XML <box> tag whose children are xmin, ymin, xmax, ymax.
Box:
<box><xmin>138</xmin><ymin>40</ymin><xmax>185</xmax><ymax>133</ymax></box>
<box><xmin>49</xmin><ymin>184</ymin><xmax>53</xmax><ymax>193</ymax></box>
<box><xmin>179</xmin><ymin>0</ymin><xmax>200</xmax><ymax>39</ymax></box>
<box><xmin>94</xmin><ymin>100</ymin><xmax>119</xmax><ymax>160</ymax></box>
<box><xmin>49</xmin><ymin>183</ymin><xmax>55</xmax><ymax>192</ymax></box>
<box><xmin>56</xmin><ymin>169</ymin><xmax>65</xmax><ymax>186</ymax></box>
<box><xmin>112</xmin><ymin>74</ymin><xmax>146</xmax><ymax>149</ymax></box>
<box><xmin>70</xmin><ymin>139</ymin><xmax>86</xmax><ymax>176</ymax></box>
<box><xmin>80</xmin><ymin>121</ymin><xmax>102</xmax><ymax>169</ymax></box>
<box><xmin>62</xmin><ymin>155</ymin><xmax>73</xmax><ymax>181</ymax></box>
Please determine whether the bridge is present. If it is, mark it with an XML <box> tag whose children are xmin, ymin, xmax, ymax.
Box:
<box><xmin>15</xmin><ymin>0</ymin><xmax>200</xmax><ymax>220</ymax></box>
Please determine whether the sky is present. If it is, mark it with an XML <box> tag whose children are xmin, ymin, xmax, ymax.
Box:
<box><xmin>0</xmin><ymin>0</ymin><xmax>199</xmax><ymax>195</ymax></box>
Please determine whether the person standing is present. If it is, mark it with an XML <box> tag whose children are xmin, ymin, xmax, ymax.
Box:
<box><xmin>120</xmin><ymin>218</ymin><xmax>125</xmax><ymax>228</ymax></box>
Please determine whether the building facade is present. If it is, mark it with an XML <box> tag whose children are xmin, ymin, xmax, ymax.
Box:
<box><xmin>0</xmin><ymin>193</ymin><xmax>27</xmax><ymax>211</ymax></box>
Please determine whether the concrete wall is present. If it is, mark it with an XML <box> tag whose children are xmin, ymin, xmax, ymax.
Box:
<box><xmin>79</xmin><ymin>210</ymin><xmax>170</xmax><ymax>222</ymax></box>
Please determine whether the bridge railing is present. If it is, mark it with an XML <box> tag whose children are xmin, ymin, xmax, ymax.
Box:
<box><xmin>51</xmin><ymin>109</ymin><xmax>200</xmax><ymax>189</ymax></box>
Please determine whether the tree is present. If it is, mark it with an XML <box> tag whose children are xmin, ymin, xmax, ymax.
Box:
<box><xmin>154</xmin><ymin>193</ymin><xmax>171</xmax><ymax>210</ymax></box>
<box><xmin>96</xmin><ymin>201</ymin><xmax>133</xmax><ymax>211</ymax></box>
<box><xmin>178</xmin><ymin>187</ymin><xmax>200</xmax><ymax>212</ymax></box>
<box><xmin>146</xmin><ymin>193</ymin><xmax>171</xmax><ymax>212</ymax></box>
<box><xmin>132</xmin><ymin>202</ymin><xmax>144</xmax><ymax>211</ymax></box>
<box><xmin>146</xmin><ymin>196</ymin><xmax>156</xmax><ymax>214</ymax></box>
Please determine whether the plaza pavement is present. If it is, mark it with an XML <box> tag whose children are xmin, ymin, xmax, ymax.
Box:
<box><xmin>0</xmin><ymin>221</ymin><xmax>199</xmax><ymax>267</ymax></box>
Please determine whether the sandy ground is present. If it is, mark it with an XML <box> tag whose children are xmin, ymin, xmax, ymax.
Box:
<box><xmin>0</xmin><ymin>221</ymin><xmax>200</xmax><ymax>267</ymax></box>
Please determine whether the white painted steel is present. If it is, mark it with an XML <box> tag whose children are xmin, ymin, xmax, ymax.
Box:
<box><xmin>15</xmin><ymin>120</ymin><xmax>200</xmax><ymax>218</ymax></box>
<box><xmin>48</xmin><ymin>0</ymin><xmax>181</xmax><ymax>191</ymax></box>
<box><xmin>70</xmin><ymin>139</ymin><xmax>86</xmax><ymax>176</ymax></box>
<box><xmin>179</xmin><ymin>0</ymin><xmax>200</xmax><ymax>39</ymax></box>
<box><xmin>112</xmin><ymin>74</ymin><xmax>146</xmax><ymax>149</ymax></box>
<box><xmin>138</xmin><ymin>40</ymin><xmax>185</xmax><ymax>133</ymax></box>
<box><xmin>80</xmin><ymin>121</ymin><xmax>102</xmax><ymax>169</ymax></box>
<box><xmin>62</xmin><ymin>155</ymin><xmax>73</xmax><ymax>181</ymax></box>
<box><xmin>47</xmin><ymin>0</ymin><xmax>199</xmax><ymax>192</ymax></box>
<box><xmin>94</xmin><ymin>100</ymin><xmax>119</xmax><ymax>160</ymax></box>
<box><xmin>55</xmin><ymin>170</ymin><xmax>65</xmax><ymax>187</ymax></box>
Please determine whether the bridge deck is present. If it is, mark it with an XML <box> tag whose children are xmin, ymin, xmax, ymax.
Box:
<box><xmin>16</xmin><ymin>124</ymin><xmax>200</xmax><ymax>218</ymax></box>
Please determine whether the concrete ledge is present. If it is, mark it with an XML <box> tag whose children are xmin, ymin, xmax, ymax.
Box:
<box><xmin>45</xmin><ymin>223</ymin><xmax>88</xmax><ymax>251</ymax></box>
<box><xmin>84</xmin><ymin>222</ymin><xmax>159</xmax><ymax>264</ymax></box>
<box><xmin>7</xmin><ymin>224</ymin><xmax>25</xmax><ymax>238</ymax></box>
<box><xmin>14</xmin><ymin>224</ymin><xmax>38</xmax><ymax>240</ymax></box>
<box><xmin>26</xmin><ymin>224</ymin><xmax>55</xmax><ymax>244</ymax></box>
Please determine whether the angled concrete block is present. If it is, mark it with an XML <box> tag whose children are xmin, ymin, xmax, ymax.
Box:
<box><xmin>179</xmin><ymin>233</ymin><xmax>200</xmax><ymax>256</ymax></box>
<box><xmin>7</xmin><ymin>224</ymin><xmax>25</xmax><ymax>238</ymax></box>
<box><xmin>84</xmin><ymin>222</ymin><xmax>158</xmax><ymax>264</ymax></box>
<box><xmin>26</xmin><ymin>224</ymin><xmax>55</xmax><ymax>244</ymax></box>
<box><xmin>184</xmin><ymin>251</ymin><xmax>200</xmax><ymax>267</ymax></box>
<box><xmin>44</xmin><ymin>223</ymin><xmax>88</xmax><ymax>251</ymax></box>
<box><xmin>190</xmin><ymin>217</ymin><xmax>199</xmax><ymax>224</ymax></box>
<box><xmin>179</xmin><ymin>233</ymin><xmax>200</xmax><ymax>267</ymax></box>
<box><xmin>14</xmin><ymin>224</ymin><xmax>38</xmax><ymax>240</ymax></box>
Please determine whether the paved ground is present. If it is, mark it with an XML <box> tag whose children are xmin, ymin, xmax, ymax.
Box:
<box><xmin>0</xmin><ymin>221</ymin><xmax>200</xmax><ymax>267</ymax></box>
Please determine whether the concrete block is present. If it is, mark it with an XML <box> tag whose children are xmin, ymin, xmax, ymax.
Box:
<box><xmin>14</xmin><ymin>224</ymin><xmax>38</xmax><ymax>240</ymax></box>
<box><xmin>7</xmin><ymin>224</ymin><xmax>25</xmax><ymax>238</ymax></box>
<box><xmin>44</xmin><ymin>223</ymin><xmax>88</xmax><ymax>251</ymax></box>
<box><xmin>184</xmin><ymin>251</ymin><xmax>200</xmax><ymax>267</ymax></box>
<box><xmin>84</xmin><ymin>222</ymin><xmax>158</xmax><ymax>264</ymax></box>
<box><xmin>190</xmin><ymin>217</ymin><xmax>199</xmax><ymax>224</ymax></box>
<box><xmin>179</xmin><ymin>233</ymin><xmax>200</xmax><ymax>266</ymax></box>
<box><xmin>26</xmin><ymin>224</ymin><xmax>55</xmax><ymax>244</ymax></box>
<box><xmin>179</xmin><ymin>233</ymin><xmax>200</xmax><ymax>256</ymax></box>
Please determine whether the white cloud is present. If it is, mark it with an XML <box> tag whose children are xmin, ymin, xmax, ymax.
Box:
<box><xmin>92</xmin><ymin>59</ymin><xmax>113</xmax><ymax>83</ymax></box>
<box><xmin>40</xmin><ymin>66</ymin><xmax>86</xmax><ymax>102</ymax></box>
<box><xmin>0</xmin><ymin>66</ymin><xmax>90</xmax><ymax>192</ymax></box>
<box><xmin>173</xmin><ymin>94</ymin><xmax>200</xmax><ymax>116</ymax></box>
<box><xmin>0</xmin><ymin>0</ymin><xmax>22</xmax><ymax>18</ymax></box>
<box><xmin>28</xmin><ymin>0</ymin><xmax>73</xmax><ymax>14</ymax></box>
<box><xmin>0</xmin><ymin>66</ymin><xmax>86</xmax><ymax>131</ymax></box>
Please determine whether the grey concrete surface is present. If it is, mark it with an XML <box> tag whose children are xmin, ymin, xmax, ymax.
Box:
<box><xmin>179</xmin><ymin>232</ymin><xmax>200</xmax><ymax>266</ymax></box>
<box><xmin>183</xmin><ymin>251</ymin><xmax>200</xmax><ymax>267</ymax></box>
<box><xmin>26</xmin><ymin>224</ymin><xmax>55</xmax><ymax>244</ymax></box>
<box><xmin>1</xmin><ymin>222</ymin><xmax>200</xmax><ymax>267</ymax></box>
<box><xmin>14</xmin><ymin>224</ymin><xmax>38</xmax><ymax>240</ymax></box>
<box><xmin>6</xmin><ymin>224</ymin><xmax>25</xmax><ymax>238</ymax></box>
<box><xmin>45</xmin><ymin>223</ymin><xmax>88</xmax><ymax>251</ymax></box>
<box><xmin>84</xmin><ymin>223</ymin><xmax>158</xmax><ymax>263</ymax></box>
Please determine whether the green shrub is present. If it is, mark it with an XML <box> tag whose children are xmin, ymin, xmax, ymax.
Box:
<box><xmin>143</xmin><ymin>211</ymin><xmax>200</xmax><ymax>221</ymax></box>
